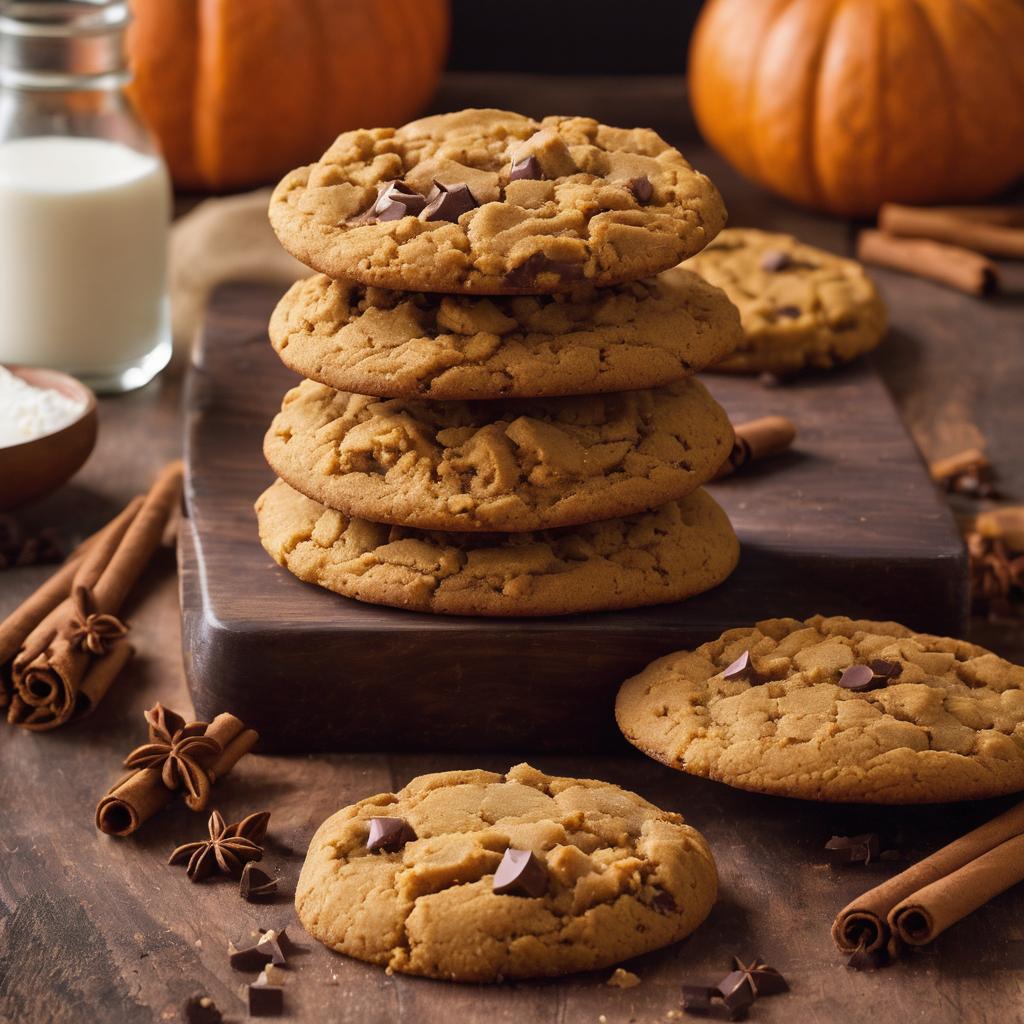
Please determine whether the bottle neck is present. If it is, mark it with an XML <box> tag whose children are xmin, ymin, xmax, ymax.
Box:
<box><xmin>0</xmin><ymin>1</ymin><xmax>131</xmax><ymax>92</ymax></box>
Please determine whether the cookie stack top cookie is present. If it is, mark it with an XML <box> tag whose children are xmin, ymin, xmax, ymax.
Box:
<box><xmin>259</xmin><ymin>108</ymin><xmax>742</xmax><ymax>617</ymax></box>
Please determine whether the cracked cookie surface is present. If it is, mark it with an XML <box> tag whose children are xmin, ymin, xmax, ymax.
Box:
<box><xmin>256</xmin><ymin>478</ymin><xmax>738</xmax><ymax>617</ymax></box>
<box><xmin>269</xmin><ymin>108</ymin><xmax>726</xmax><ymax>294</ymax></box>
<box><xmin>686</xmin><ymin>229</ymin><xmax>887</xmax><ymax>375</ymax></box>
<box><xmin>263</xmin><ymin>378</ymin><xmax>733</xmax><ymax>533</ymax></box>
<box><xmin>270</xmin><ymin>268</ymin><xmax>741</xmax><ymax>400</ymax></box>
<box><xmin>294</xmin><ymin>762</ymin><xmax>718</xmax><ymax>980</ymax></box>
<box><xmin>616</xmin><ymin>615</ymin><xmax>1024</xmax><ymax>803</ymax></box>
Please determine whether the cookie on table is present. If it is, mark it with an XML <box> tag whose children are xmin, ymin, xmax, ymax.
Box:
<box><xmin>615</xmin><ymin>615</ymin><xmax>1024</xmax><ymax>804</ymax></box>
<box><xmin>263</xmin><ymin>378</ymin><xmax>734</xmax><ymax>533</ymax></box>
<box><xmin>269</xmin><ymin>108</ymin><xmax>726</xmax><ymax>294</ymax></box>
<box><xmin>294</xmin><ymin>762</ymin><xmax>718</xmax><ymax>981</ymax></box>
<box><xmin>686</xmin><ymin>228</ymin><xmax>887</xmax><ymax>375</ymax></box>
<box><xmin>255</xmin><ymin>478</ymin><xmax>738</xmax><ymax>617</ymax></box>
<box><xmin>269</xmin><ymin>267</ymin><xmax>742</xmax><ymax>400</ymax></box>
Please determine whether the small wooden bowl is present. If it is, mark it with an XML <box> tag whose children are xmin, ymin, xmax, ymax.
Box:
<box><xmin>0</xmin><ymin>365</ymin><xmax>98</xmax><ymax>512</ymax></box>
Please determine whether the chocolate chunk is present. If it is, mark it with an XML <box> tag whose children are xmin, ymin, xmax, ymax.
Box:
<box><xmin>838</xmin><ymin>664</ymin><xmax>881</xmax><ymax>692</ymax></box>
<box><xmin>760</xmin><ymin>250</ymin><xmax>792</xmax><ymax>273</ymax></box>
<box><xmin>776</xmin><ymin>305</ymin><xmax>801</xmax><ymax>319</ymax></box>
<box><xmin>681</xmin><ymin>984</ymin><xmax>718</xmax><ymax>1015</ymax></box>
<box><xmin>728</xmin><ymin>956</ymin><xmax>789</xmax><ymax>997</ymax></box>
<box><xmin>722</xmin><ymin>651</ymin><xmax>753</xmax><ymax>680</ymax></box>
<box><xmin>509</xmin><ymin>154</ymin><xmax>542</xmax><ymax>181</ymax></box>
<box><xmin>247</xmin><ymin>972</ymin><xmax>284</xmax><ymax>1017</ymax></box>
<box><xmin>240</xmin><ymin>862</ymin><xmax>278</xmax><ymax>901</ymax></box>
<box><xmin>651</xmin><ymin>889</ymin><xmax>677</xmax><ymax>913</ymax></box>
<box><xmin>825</xmin><ymin>833</ymin><xmax>881</xmax><ymax>866</ymax></box>
<box><xmin>627</xmin><ymin>175</ymin><xmax>653</xmax><ymax>204</ymax></box>
<box><xmin>422</xmin><ymin>180</ymin><xmax>478</xmax><ymax>222</ymax></box>
<box><xmin>228</xmin><ymin>938</ymin><xmax>275</xmax><ymax>972</ymax></box>
<box><xmin>367</xmin><ymin>816</ymin><xmax>416</xmax><ymax>853</ymax></box>
<box><xmin>256</xmin><ymin>932</ymin><xmax>288</xmax><ymax>966</ymax></box>
<box><xmin>492</xmin><ymin>847</ymin><xmax>548</xmax><ymax>898</ymax></box>
<box><xmin>504</xmin><ymin>252</ymin><xmax>584</xmax><ymax>288</ymax></box>
<box><xmin>183</xmin><ymin>995</ymin><xmax>222</xmax><ymax>1024</ymax></box>
<box><xmin>868</xmin><ymin>659</ymin><xmax>902</xmax><ymax>680</ymax></box>
<box><xmin>718</xmin><ymin>973</ymin><xmax>755</xmax><ymax>1019</ymax></box>
<box><xmin>372</xmin><ymin>180</ymin><xmax>426</xmax><ymax>221</ymax></box>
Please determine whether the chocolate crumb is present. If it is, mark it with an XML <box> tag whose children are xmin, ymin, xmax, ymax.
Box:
<box><xmin>183</xmin><ymin>994</ymin><xmax>222</xmax><ymax>1024</ymax></box>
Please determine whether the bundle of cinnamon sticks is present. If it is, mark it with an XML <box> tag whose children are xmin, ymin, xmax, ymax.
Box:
<box><xmin>857</xmin><ymin>203</ymin><xmax>1024</xmax><ymax>297</ymax></box>
<box><xmin>833</xmin><ymin>800</ymin><xmax>1024</xmax><ymax>962</ymax></box>
<box><xmin>0</xmin><ymin>461</ymin><xmax>183</xmax><ymax>730</ymax></box>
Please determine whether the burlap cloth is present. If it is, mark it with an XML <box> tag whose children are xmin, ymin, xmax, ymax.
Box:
<box><xmin>170</xmin><ymin>189</ymin><xmax>305</xmax><ymax>352</ymax></box>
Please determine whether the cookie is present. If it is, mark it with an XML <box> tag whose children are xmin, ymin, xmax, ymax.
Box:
<box><xmin>294</xmin><ymin>762</ymin><xmax>718</xmax><ymax>981</ymax></box>
<box><xmin>255</xmin><ymin>478</ymin><xmax>739</xmax><ymax>617</ymax></box>
<box><xmin>269</xmin><ymin>268</ymin><xmax>741</xmax><ymax>400</ymax></box>
<box><xmin>263</xmin><ymin>378</ymin><xmax>733</xmax><ymax>533</ymax></box>
<box><xmin>686</xmin><ymin>228</ymin><xmax>887</xmax><ymax>374</ymax></box>
<box><xmin>615</xmin><ymin>615</ymin><xmax>1024</xmax><ymax>804</ymax></box>
<box><xmin>268</xmin><ymin>108</ymin><xmax>726</xmax><ymax>294</ymax></box>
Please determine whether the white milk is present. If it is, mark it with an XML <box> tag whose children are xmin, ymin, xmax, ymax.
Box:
<box><xmin>0</xmin><ymin>135</ymin><xmax>170</xmax><ymax>376</ymax></box>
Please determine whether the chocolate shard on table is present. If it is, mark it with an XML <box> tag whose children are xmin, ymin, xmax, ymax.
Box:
<box><xmin>228</xmin><ymin>938</ymin><xmax>276</xmax><ymax>972</ymax></box>
<box><xmin>492</xmin><ymin>847</ymin><xmax>548</xmax><ymax>897</ymax></box>
<box><xmin>247</xmin><ymin>969</ymin><xmax>284</xmax><ymax>1017</ymax></box>
<box><xmin>183</xmin><ymin>994</ymin><xmax>222</xmax><ymax>1024</ymax></box>
<box><xmin>366</xmin><ymin>816</ymin><xmax>416</xmax><ymax>853</ymax></box>
<box><xmin>240</xmin><ymin>861</ymin><xmax>279</xmax><ymax>901</ymax></box>
<box><xmin>825</xmin><ymin>833</ymin><xmax>882</xmax><ymax>866</ymax></box>
<box><xmin>680</xmin><ymin>983</ymin><xmax>718</xmax><ymax>1015</ymax></box>
<box><xmin>726</xmin><ymin>956</ymin><xmax>789</xmax><ymax>997</ymax></box>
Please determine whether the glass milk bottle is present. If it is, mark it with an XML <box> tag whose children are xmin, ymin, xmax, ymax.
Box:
<box><xmin>0</xmin><ymin>0</ymin><xmax>171</xmax><ymax>393</ymax></box>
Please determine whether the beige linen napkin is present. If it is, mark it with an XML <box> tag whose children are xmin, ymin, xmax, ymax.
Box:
<box><xmin>170</xmin><ymin>189</ymin><xmax>305</xmax><ymax>352</ymax></box>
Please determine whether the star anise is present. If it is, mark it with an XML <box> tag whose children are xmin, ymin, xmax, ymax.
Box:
<box><xmin>64</xmin><ymin>585</ymin><xmax>129</xmax><ymax>655</ymax></box>
<box><xmin>966</xmin><ymin>530</ymin><xmax>1024</xmax><ymax>619</ymax></box>
<box><xmin>168</xmin><ymin>810</ymin><xmax>270</xmax><ymax>882</ymax></box>
<box><xmin>123</xmin><ymin>702</ymin><xmax>222</xmax><ymax>811</ymax></box>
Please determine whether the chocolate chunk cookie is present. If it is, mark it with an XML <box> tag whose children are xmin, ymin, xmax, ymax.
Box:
<box><xmin>263</xmin><ymin>379</ymin><xmax>733</xmax><ymax>533</ymax></box>
<box><xmin>294</xmin><ymin>763</ymin><xmax>718</xmax><ymax>980</ymax></box>
<box><xmin>256</xmin><ymin>478</ymin><xmax>738</xmax><ymax>617</ymax></box>
<box><xmin>616</xmin><ymin>615</ymin><xmax>1024</xmax><ymax>803</ymax></box>
<box><xmin>269</xmin><ymin>108</ymin><xmax>726</xmax><ymax>294</ymax></box>
<box><xmin>686</xmin><ymin>229</ymin><xmax>887</xmax><ymax>374</ymax></box>
<box><xmin>269</xmin><ymin>268</ymin><xmax>741</xmax><ymax>400</ymax></box>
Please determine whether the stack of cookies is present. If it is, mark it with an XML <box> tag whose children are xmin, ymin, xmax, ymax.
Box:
<box><xmin>257</xmin><ymin>109</ymin><xmax>743</xmax><ymax>617</ymax></box>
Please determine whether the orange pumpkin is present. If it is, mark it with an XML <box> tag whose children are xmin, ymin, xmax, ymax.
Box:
<box><xmin>126</xmin><ymin>0</ymin><xmax>450</xmax><ymax>192</ymax></box>
<box><xmin>688</xmin><ymin>0</ymin><xmax>1024</xmax><ymax>217</ymax></box>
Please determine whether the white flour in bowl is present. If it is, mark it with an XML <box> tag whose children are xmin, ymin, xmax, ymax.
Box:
<box><xmin>0</xmin><ymin>366</ymin><xmax>87</xmax><ymax>448</ymax></box>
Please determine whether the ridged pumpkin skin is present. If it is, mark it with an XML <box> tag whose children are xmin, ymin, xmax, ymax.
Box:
<box><xmin>126</xmin><ymin>0</ymin><xmax>450</xmax><ymax>192</ymax></box>
<box><xmin>688</xmin><ymin>0</ymin><xmax>1024</xmax><ymax>217</ymax></box>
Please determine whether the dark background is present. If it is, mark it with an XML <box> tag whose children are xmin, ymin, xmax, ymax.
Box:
<box><xmin>448</xmin><ymin>0</ymin><xmax>704</xmax><ymax>74</ymax></box>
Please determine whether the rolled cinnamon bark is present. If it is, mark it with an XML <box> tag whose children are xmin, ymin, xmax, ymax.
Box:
<box><xmin>714</xmin><ymin>416</ymin><xmax>796</xmax><ymax>479</ymax></box>
<box><xmin>879</xmin><ymin>203</ymin><xmax>1024</xmax><ymax>259</ymax></box>
<box><xmin>0</xmin><ymin>499</ymin><xmax>140</xmax><ymax>670</ymax></box>
<box><xmin>857</xmin><ymin>230</ymin><xmax>998</xmax><ymax>296</ymax></box>
<box><xmin>890</xmin><ymin>834</ymin><xmax>1024</xmax><ymax>946</ymax></box>
<box><xmin>928</xmin><ymin>206</ymin><xmax>1024</xmax><ymax>227</ymax></box>
<box><xmin>8</xmin><ymin>463</ymin><xmax>183</xmax><ymax>730</ymax></box>
<box><xmin>95</xmin><ymin>711</ymin><xmax>258</xmax><ymax>835</ymax></box>
<box><xmin>833</xmin><ymin>800</ymin><xmax>1024</xmax><ymax>954</ymax></box>
<box><xmin>928</xmin><ymin>447</ymin><xmax>990</xmax><ymax>484</ymax></box>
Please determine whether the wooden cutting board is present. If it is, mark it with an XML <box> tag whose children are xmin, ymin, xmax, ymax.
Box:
<box><xmin>179</xmin><ymin>282</ymin><xmax>968</xmax><ymax>753</ymax></box>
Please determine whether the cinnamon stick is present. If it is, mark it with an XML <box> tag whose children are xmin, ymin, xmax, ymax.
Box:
<box><xmin>857</xmin><ymin>229</ymin><xmax>998</xmax><ymax>296</ymax></box>
<box><xmin>96</xmin><ymin>709</ymin><xmax>258</xmax><ymax>836</ymax></box>
<box><xmin>928</xmin><ymin>205</ymin><xmax>1024</xmax><ymax>228</ymax></box>
<box><xmin>889</xmin><ymin>834</ymin><xmax>1024</xmax><ymax>945</ymax></box>
<box><xmin>714</xmin><ymin>416</ymin><xmax>796</xmax><ymax>479</ymax></box>
<box><xmin>8</xmin><ymin>462</ymin><xmax>183</xmax><ymax>730</ymax></box>
<box><xmin>879</xmin><ymin>202</ymin><xmax>1024</xmax><ymax>259</ymax></box>
<box><xmin>832</xmin><ymin>800</ymin><xmax>1024</xmax><ymax>954</ymax></box>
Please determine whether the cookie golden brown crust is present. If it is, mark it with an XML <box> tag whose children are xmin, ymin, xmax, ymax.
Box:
<box><xmin>269</xmin><ymin>108</ymin><xmax>726</xmax><ymax>294</ymax></box>
<box><xmin>263</xmin><ymin>378</ymin><xmax>734</xmax><ymax>533</ymax></box>
<box><xmin>686</xmin><ymin>228</ymin><xmax>887</xmax><ymax>374</ymax></box>
<box><xmin>255</xmin><ymin>478</ymin><xmax>739</xmax><ymax>617</ymax></box>
<box><xmin>269</xmin><ymin>268</ymin><xmax>742</xmax><ymax>400</ymax></box>
<box><xmin>616</xmin><ymin>615</ymin><xmax>1024</xmax><ymax>804</ymax></box>
<box><xmin>294</xmin><ymin>763</ymin><xmax>718</xmax><ymax>981</ymax></box>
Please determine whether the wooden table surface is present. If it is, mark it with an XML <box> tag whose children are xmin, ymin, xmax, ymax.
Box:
<box><xmin>1</xmin><ymin>74</ymin><xmax>1022</xmax><ymax>1024</ymax></box>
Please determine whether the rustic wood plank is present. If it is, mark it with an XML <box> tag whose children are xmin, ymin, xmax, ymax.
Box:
<box><xmin>1</xmin><ymin>73</ymin><xmax>1022</xmax><ymax>1024</ymax></box>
